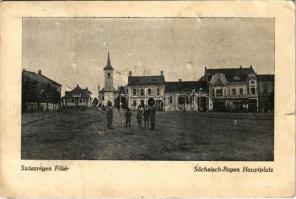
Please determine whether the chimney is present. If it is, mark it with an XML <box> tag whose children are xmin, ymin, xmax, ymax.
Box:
<box><xmin>204</xmin><ymin>66</ymin><xmax>208</xmax><ymax>80</ymax></box>
<box><xmin>160</xmin><ymin>71</ymin><xmax>164</xmax><ymax>76</ymax></box>
<box><xmin>179</xmin><ymin>79</ymin><xmax>182</xmax><ymax>82</ymax></box>
<box><xmin>129</xmin><ymin>71</ymin><xmax>132</xmax><ymax>76</ymax></box>
<box><xmin>38</xmin><ymin>70</ymin><xmax>42</xmax><ymax>75</ymax></box>
<box><xmin>240</xmin><ymin>65</ymin><xmax>242</xmax><ymax>69</ymax></box>
<box><xmin>250</xmin><ymin>65</ymin><xmax>253</xmax><ymax>69</ymax></box>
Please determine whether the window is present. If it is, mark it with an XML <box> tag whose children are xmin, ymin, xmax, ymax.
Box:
<box><xmin>133</xmin><ymin>101</ymin><xmax>137</xmax><ymax>107</ymax></box>
<box><xmin>251</xmin><ymin>87</ymin><xmax>256</xmax><ymax>94</ymax></box>
<box><xmin>263</xmin><ymin>84</ymin><xmax>268</xmax><ymax>94</ymax></box>
<box><xmin>217</xmin><ymin>76</ymin><xmax>221</xmax><ymax>82</ymax></box>
<box><xmin>250</xmin><ymin>80</ymin><xmax>256</xmax><ymax>85</ymax></box>
<box><xmin>188</xmin><ymin>96</ymin><xmax>192</xmax><ymax>104</ymax></box>
<box><xmin>239</xmin><ymin>88</ymin><xmax>243</xmax><ymax>95</ymax></box>
<box><xmin>102</xmin><ymin>96</ymin><xmax>104</xmax><ymax>100</ymax></box>
<box><xmin>185</xmin><ymin>96</ymin><xmax>189</xmax><ymax>104</ymax></box>
<box><xmin>133</xmin><ymin>89</ymin><xmax>137</xmax><ymax>96</ymax></box>
<box><xmin>216</xmin><ymin>89</ymin><xmax>223</xmax><ymax>96</ymax></box>
<box><xmin>80</xmin><ymin>99</ymin><xmax>82</xmax><ymax>103</ymax></box>
<box><xmin>140</xmin><ymin>88</ymin><xmax>144</xmax><ymax>96</ymax></box>
<box><xmin>232</xmin><ymin>88</ymin><xmax>236</xmax><ymax>95</ymax></box>
<box><xmin>72</xmin><ymin>99</ymin><xmax>74</xmax><ymax>103</ymax></box>
<box><xmin>140</xmin><ymin>100</ymin><xmax>144</xmax><ymax>106</ymax></box>
<box><xmin>107</xmin><ymin>73</ymin><xmax>111</xmax><ymax>78</ymax></box>
<box><xmin>73</xmin><ymin>92</ymin><xmax>81</xmax><ymax>97</ymax></box>
<box><xmin>178</xmin><ymin>96</ymin><xmax>186</xmax><ymax>105</ymax></box>
<box><xmin>157</xmin><ymin>88</ymin><xmax>160</xmax><ymax>96</ymax></box>
<box><xmin>148</xmin><ymin>88</ymin><xmax>152</xmax><ymax>95</ymax></box>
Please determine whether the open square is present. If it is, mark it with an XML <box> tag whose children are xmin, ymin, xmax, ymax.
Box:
<box><xmin>21</xmin><ymin>111</ymin><xmax>273</xmax><ymax>160</ymax></box>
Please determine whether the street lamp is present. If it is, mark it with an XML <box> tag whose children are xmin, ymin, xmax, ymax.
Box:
<box><xmin>119</xmin><ymin>93</ymin><xmax>124</xmax><ymax>110</ymax></box>
<box><xmin>191</xmin><ymin>89</ymin><xmax>196</xmax><ymax>110</ymax></box>
<box><xmin>198</xmin><ymin>88</ymin><xmax>203</xmax><ymax>112</ymax></box>
<box><xmin>176</xmin><ymin>93</ymin><xmax>179</xmax><ymax>110</ymax></box>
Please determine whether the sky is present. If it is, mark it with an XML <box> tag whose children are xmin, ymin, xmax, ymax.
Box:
<box><xmin>23</xmin><ymin>17</ymin><xmax>274</xmax><ymax>96</ymax></box>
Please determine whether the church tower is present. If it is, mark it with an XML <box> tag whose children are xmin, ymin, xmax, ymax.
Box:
<box><xmin>98</xmin><ymin>51</ymin><xmax>117</xmax><ymax>107</ymax></box>
<box><xmin>104</xmin><ymin>52</ymin><xmax>115</xmax><ymax>91</ymax></box>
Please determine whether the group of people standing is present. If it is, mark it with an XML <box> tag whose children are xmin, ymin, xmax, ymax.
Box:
<box><xmin>105</xmin><ymin>102</ymin><xmax>157</xmax><ymax>130</ymax></box>
<box><xmin>126</xmin><ymin>105</ymin><xmax>156</xmax><ymax>130</ymax></box>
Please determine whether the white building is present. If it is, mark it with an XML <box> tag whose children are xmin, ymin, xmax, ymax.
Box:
<box><xmin>205</xmin><ymin>66</ymin><xmax>258</xmax><ymax>112</ymax></box>
<box><xmin>127</xmin><ymin>71</ymin><xmax>165</xmax><ymax>110</ymax></box>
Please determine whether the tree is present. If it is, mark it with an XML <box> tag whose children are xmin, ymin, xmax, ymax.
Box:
<box><xmin>22</xmin><ymin>76</ymin><xmax>41</xmax><ymax>112</ymax></box>
<box><xmin>41</xmin><ymin>83</ymin><xmax>52</xmax><ymax>111</ymax></box>
<box><xmin>114</xmin><ymin>95</ymin><xmax>128</xmax><ymax>109</ymax></box>
<box><xmin>51</xmin><ymin>87</ymin><xmax>61</xmax><ymax>110</ymax></box>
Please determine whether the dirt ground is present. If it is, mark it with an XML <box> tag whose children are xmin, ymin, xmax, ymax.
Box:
<box><xmin>21</xmin><ymin>110</ymin><xmax>274</xmax><ymax>160</ymax></box>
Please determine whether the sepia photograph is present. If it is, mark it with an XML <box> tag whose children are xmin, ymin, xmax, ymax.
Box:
<box><xmin>1</xmin><ymin>1</ymin><xmax>295</xmax><ymax>197</ymax></box>
<box><xmin>21</xmin><ymin>17</ymin><xmax>275</xmax><ymax>161</ymax></box>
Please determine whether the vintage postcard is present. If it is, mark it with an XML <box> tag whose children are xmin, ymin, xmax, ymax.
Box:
<box><xmin>0</xmin><ymin>1</ymin><xmax>295</xmax><ymax>198</ymax></box>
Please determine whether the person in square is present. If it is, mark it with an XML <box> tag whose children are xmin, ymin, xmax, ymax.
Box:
<box><xmin>137</xmin><ymin>105</ymin><xmax>143</xmax><ymax>129</ymax></box>
<box><xmin>149</xmin><ymin>105</ymin><xmax>156</xmax><ymax>130</ymax></box>
<box><xmin>125</xmin><ymin>108</ymin><xmax>132</xmax><ymax>128</ymax></box>
<box><xmin>143</xmin><ymin>105</ymin><xmax>150</xmax><ymax>128</ymax></box>
<box><xmin>106</xmin><ymin>101</ymin><xmax>113</xmax><ymax>129</ymax></box>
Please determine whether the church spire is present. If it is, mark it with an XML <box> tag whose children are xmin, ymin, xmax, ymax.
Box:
<box><xmin>107</xmin><ymin>51</ymin><xmax>111</xmax><ymax>66</ymax></box>
<box><xmin>104</xmin><ymin>51</ymin><xmax>114</xmax><ymax>70</ymax></box>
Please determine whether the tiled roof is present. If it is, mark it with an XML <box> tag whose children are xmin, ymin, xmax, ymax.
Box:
<box><xmin>22</xmin><ymin>70</ymin><xmax>62</xmax><ymax>87</ymax></box>
<box><xmin>128</xmin><ymin>75</ymin><xmax>165</xmax><ymax>86</ymax></box>
<box><xmin>165</xmin><ymin>81</ymin><xmax>208</xmax><ymax>92</ymax></box>
<box><xmin>205</xmin><ymin>67</ymin><xmax>256</xmax><ymax>82</ymax></box>
<box><xmin>257</xmin><ymin>74</ymin><xmax>274</xmax><ymax>82</ymax></box>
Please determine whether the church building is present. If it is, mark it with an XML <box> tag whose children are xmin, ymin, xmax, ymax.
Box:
<box><xmin>98</xmin><ymin>52</ymin><xmax>117</xmax><ymax>107</ymax></box>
